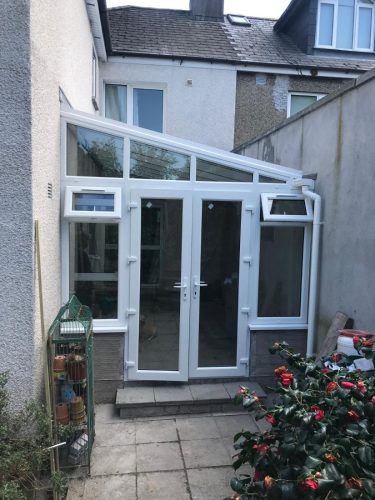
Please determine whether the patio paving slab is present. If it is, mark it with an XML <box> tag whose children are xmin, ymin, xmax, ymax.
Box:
<box><xmin>90</xmin><ymin>444</ymin><xmax>136</xmax><ymax>476</ymax></box>
<box><xmin>136</xmin><ymin>442</ymin><xmax>184</xmax><ymax>472</ymax></box>
<box><xmin>181</xmin><ymin>438</ymin><xmax>231</xmax><ymax>469</ymax></box>
<box><xmin>95</xmin><ymin>422</ymin><xmax>136</xmax><ymax>447</ymax></box>
<box><xmin>176</xmin><ymin>416</ymin><xmax>221</xmax><ymax>441</ymax></box>
<box><xmin>135</xmin><ymin>418</ymin><xmax>178</xmax><ymax>443</ymax></box>
<box><xmin>116</xmin><ymin>387</ymin><xmax>155</xmax><ymax>405</ymax></box>
<box><xmin>66</xmin><ymin>478</ymin><xmax>85</xmax><ymax>499</ymax></box>
<box><xmin>187</xmin><ymin>466</ymin><xmax>234</xmax><ymax>500</ymax></box>
<box><xmin>95</xmin><ymin>403</ymin><xmax>121</xmax><ymax>424</ymax></box>
<box><xmin>154</xmin><ymin>384</ymin><xmax>193</xmax><ymax>403</ymax></box>
<box><xmin>137</xmin><ymin>471</ymin><xmax>190</xmax><ymax>499</ymax></box>
<box><xmin>214</xmin><ymin>414</ymin><xmax>258</xmax><ymax>437</ymax></box>
<box><xmin>190</xmin><ymin>383</ymin><xmax>230</xmax><ymax>401</ymax></box>
<box><xmin>82</xmin><ymin>474</ymin><xmax>136</xmax><ymax>499</ymax></box>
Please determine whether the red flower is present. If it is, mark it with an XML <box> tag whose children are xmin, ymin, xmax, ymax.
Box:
<box><xmin>331</xmin><ymin>352</ymin><xmax>342</xmax><ymax>363</ymax></box>
<box><xmin>280</xmin><ymin>373</ymin><xmax>294</xmax><ymax>386</ymax></box>
<box><xmin>265</xmin><ymin>414</ymin><xmax>277</xmax><ymax>426</ymax></box>
<box><xmin>347</xmin><ymin>409</ymin><xmax>360</xmax><ymax>421</ymax></box>
<box><xmin>324</xmin><ymin>453</ymin><xmax>337</xmax><ymax>462</ymax></box>
<box><xmin>301</xmin><ymin>479</ymin><xmax>319</xmax><ymax>490</ymax></box>
<box><xmin>237</xmin><ymin>386</ymin><xmax>248</xmax><ymax>396</ymax></box>
<box><xmin>253</xmin><ymin>443</ymin><xmax>269</xmax><ymax>454</ymax></box>
<box><xmin>321</xmin><ymin>367</ymin><xmax>332</xmax><ymax>373</ymax></box>
<box><xmin>362</xmin><ymin>339</ymin><xmax>374</xmax><ymax>348</ymax></box>
<box><xmin>311</xmin><ymin>406</ymin><xmax>325</xmax><ymax>421</ymax></box>
<box><xmin>357</xmin><ymin>381</ymin><xmax>366</xmax><ymax>394</ymax></box>
<box><xmin>341</xmin><ymin>381</ymin><xmax>356</xmax><ymax>390</ymax></box>
<box><xmin>326</xmin><ymin>381</ymin><xmax>338</xmax><ymax>393</ymax></box>
<box><xmin>353</xmin><ymin>336</ymin><xmax>360</xmax><ymax>346</ymax></box>
<box><xmin>371</xmin><ymin>395</ymin><xmax>375</xmax><ymax>405</ymax></box>
<box><xmin>274</xmin><ymin>366</ymin><xmax>288</xmax><ymax>377</ymax></box>
<box><xmin>347</xmin><ymin>478</ymin><xmax>363</xmax><ymax>489</ymax></box>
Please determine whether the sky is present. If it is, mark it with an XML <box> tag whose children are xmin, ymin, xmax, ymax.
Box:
<box><xmin>105</xmin><ymin>0</ymin><xmax>291</xmax><ymax>19</ymax></box>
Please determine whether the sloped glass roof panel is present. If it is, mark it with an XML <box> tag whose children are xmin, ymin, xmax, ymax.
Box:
<box><xmin>196</xmin><ymin>158</ymin><xmax>253</xmax><ymax>182</ymax></box>
<box><xmin>130</xmin><ymin>141</ymin><xmax>190</xmax><ymax>180</ymax></box>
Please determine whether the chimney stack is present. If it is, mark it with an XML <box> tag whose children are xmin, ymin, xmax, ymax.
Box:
<box><xmin>189</xmin><ymin>0</ymin><xmax>224</xmax><ymax>21</ymax></box>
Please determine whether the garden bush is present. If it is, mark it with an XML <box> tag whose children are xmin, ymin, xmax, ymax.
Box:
<box><xmin>229</xmin><ymin>338</ymin><xmax>375</xmax><ymax>499</ymax></box>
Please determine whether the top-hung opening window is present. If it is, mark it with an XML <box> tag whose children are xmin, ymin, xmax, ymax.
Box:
<box><xmin>317</xmin><ymin>0</ymin><xmax>375</xmax><ymax>51</ymax></box>
<box><xmin>261</xmin><ymin>193</ymin><xmax>313</xmax><ymax>222</ymax></box>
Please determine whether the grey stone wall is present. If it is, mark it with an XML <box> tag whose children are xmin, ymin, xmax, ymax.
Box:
<box><xmin>0</xmin><ymin>1</ymin><xmax>34</xmax><ymax>409</ymax></box>
<box><xmin>237</xmin><ymin>69</ymin><xmax>375</xmax><ymax>351</ymax></box>
<box><xmin>234</xmin><ymin>73</ymin><xmax>347</xmax><ymax>148</ymax></box>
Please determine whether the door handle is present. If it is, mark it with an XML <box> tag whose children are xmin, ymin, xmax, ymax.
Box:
<box><xmin>193</xmin><ymin>277</ymin><xmax>208</xmax><ymax>298</ymax></box>
<box><xmin>173</xmin><ymin>279</ymin><xmax>188</xmax><ymax>301</ymax></box>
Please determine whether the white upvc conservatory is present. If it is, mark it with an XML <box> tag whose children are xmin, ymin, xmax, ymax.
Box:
<box><xmin>61</xmin><ymin>109</ymin><xmax>320</xmax><ymax>383</ymax></box>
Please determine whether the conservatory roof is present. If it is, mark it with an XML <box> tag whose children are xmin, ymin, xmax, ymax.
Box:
<box><xmin>61</xmin><ymin>109</ymin><xmax>304</xmax><ymax>184</ymax></box>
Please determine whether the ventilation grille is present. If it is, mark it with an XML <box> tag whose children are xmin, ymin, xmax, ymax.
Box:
<box><xmin>47</xmin><ymin>183</ymin><xmax>53</xmax><ymax>199</ymax></box>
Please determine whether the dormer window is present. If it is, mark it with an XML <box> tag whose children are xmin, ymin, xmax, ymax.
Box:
<box><xmin>227</xmin><ymin>14</ymin><xmax>251</xmax><ymax>26</ymax></box>
<box><xmin>317</xmin><ymin>0</ymin><xmax>375</xmax><ymax>51</ymax></box>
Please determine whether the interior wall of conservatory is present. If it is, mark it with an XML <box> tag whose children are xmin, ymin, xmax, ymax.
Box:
<box><xmin>99</xmin><ymin>57</ymin><xmax>237</xmax><ymax>151</ymax></box>
<box><xmin>60</xmin><ymin>110</ymin><xmax>315</xmax><ymax>400</ymax></box>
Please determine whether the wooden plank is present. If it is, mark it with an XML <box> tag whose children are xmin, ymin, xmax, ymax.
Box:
<box><xmin>316</xmin><ymin>311</ymin><xmax>352</xmax><ymax>358</ymax></box>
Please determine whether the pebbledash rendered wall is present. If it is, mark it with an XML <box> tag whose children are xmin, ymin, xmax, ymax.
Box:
<box><xmin>0</xmin><ymin>0</ymin><xmax>96</xmax><ymax>408</ymax></box>
<box><xmin>234</xmin><ymin>72</ymin><xmax>347</xmax><ymax>148</ymax></box>
<box><xmin>0</xmin><ymin>1</ymin><xmax>33</xmax><ymax>409</ymax></box>
<box><xmin>235</xmin><ymin>68</ymin><xmax>375</xmax><ymax>350</ymax></box>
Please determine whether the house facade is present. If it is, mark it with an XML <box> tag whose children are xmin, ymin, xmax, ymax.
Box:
<box><xmin>1</xmin><ymin>0</ymin><xmax>374</xmax><ymax>407</ymax></box>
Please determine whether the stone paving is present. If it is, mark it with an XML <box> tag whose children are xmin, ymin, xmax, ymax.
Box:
<box><xmin>67</xmin><ymin>404</ymin><xmax>269</xmax><ymax>500</ymax></box>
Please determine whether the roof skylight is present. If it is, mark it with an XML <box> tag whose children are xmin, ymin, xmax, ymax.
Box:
<box><xmin>228</xmin><ymin>14</ymin><xmax>251</xmax><ymax>26</ymax></box>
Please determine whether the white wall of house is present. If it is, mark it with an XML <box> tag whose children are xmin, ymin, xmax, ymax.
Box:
<box><xmin>29</xmin><ymin>0</ymin><xmax>97</xmax><ymax>400</ymax></box>
<box><xmin>100</xmin><ymin>57</ymin><xmax>237</xmax><ymax>151</ymax></box>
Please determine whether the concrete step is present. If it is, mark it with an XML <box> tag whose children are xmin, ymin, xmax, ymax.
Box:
<box><xmin>115</xmin><ymin>381</ymin><xmax>266</xmax><ymax>418</ymax></box>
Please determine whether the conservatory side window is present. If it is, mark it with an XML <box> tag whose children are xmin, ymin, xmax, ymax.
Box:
<box><xmin>258</xmin><ymin>225</ymin><xmax>305</xmax><ymax>318</ymax></box>
<box><xmin>69</xmin><ymin>222</ymin><xmax>119</xmax><ymax>320</ymax></box>
<box><xmin>316</xmin><ymin>0</ymin><xmax>375</xmax><ymax>51</ymax></box>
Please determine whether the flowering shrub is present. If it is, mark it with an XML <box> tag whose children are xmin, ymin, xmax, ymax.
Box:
<box><xmin>229</xmin><ymin>340</ymin><xmax>375</xmax><ymax>499</ymax></box>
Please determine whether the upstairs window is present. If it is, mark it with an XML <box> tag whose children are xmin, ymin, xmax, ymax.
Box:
<box><xmin>105</xmin><ymin>84</ymin><xmax>164</xmax><ymax>133</ymax></box>
<box><xmin>317</xmin><ymin>0</ymin><xmax>375</xmax><ymax>51</ymax></box>
<box><xmin>287</xmin><ymin>92</ymin><xmax>326</xmax><ymax>117</ymax></box>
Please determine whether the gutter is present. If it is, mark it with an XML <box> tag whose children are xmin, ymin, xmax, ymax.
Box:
<box><xmin>294</xmin><ymin>178</ymin><xmax>322</xmax><ymax>357</ymax></box>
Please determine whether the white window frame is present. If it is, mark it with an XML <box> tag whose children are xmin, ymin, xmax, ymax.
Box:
<box><xmin>64</xmin><ymin>186</ymin><xmax>122</xmax><ymax>220</ymax></box>
<box><xmin>287</xmin><ymin>92</ymin><xmax>326</xmax><ymax>117</ymax></box>
<box><xmin>316</xmin><ymin>0</ymin><xmax>375</xmax><ymax>52</ymax></box>
<box><xmin>103</xmin><ymin>81</ymin><xmax>167</xmax><ymax>132</ymax></box>
<box><xmin>261</xmin><ymin>193</ymin><xmax>313</xmax><ymax>222</ymax></box>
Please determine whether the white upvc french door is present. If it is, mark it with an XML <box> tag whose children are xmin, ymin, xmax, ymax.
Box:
<box><xmin>126</xmin><ymin>188</ymin><xmax>255</xmax><ymax>381</ymax></box>
<box><xmin>127</xmin><ymin>188</ymin><xmax>192</xmax><ymax>381</ymax></box>
<box><xmin>188</xmin><ymin>191</ymin><xmax>255</xmax><ymax>378</ymax></box>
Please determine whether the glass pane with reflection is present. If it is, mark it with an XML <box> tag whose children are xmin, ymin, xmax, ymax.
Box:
<box><xmin>138</xmin><ymin>199</ymin><xmax>183</xmax><ymax>371</ymax></box>
<box><xmin>258</xmin><ymin>226</ymin><xmax>304</xmax><ymax>317</ymax></box>
<box><xmin>130</xmin><ymin>141</ymin><xmax>190</xmax><ymax>180</ymax></box>
<box><xmin>197</xmin><ymin>158</ymin><xmax>253</xmax><ymax>182</ymax></box>
<box><xmin>69</xmin><ymin>223</ymin><xmax>118</xmax><ymax>319</ymax></box>
<box><xmin>198</xmin><ymin>201</ymin><xmax>242</xmax><ymax>367</ymax></box>
<box><xmin>67</xmin><ymin>124</ymin><xmax>123</xmax><ymax>177</ymax></box>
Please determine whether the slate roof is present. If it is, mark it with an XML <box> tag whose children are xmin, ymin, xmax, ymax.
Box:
<box><xmin>107</xmin><ymin>6</ymin><xmax>375</xmax><ymax>72</ymax></box>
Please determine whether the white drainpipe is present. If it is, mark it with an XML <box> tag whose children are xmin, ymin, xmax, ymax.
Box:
<box><xmin>294</xmin><ymin>179</ymin><xmax>322</xmax><ymax>357</ymax></box>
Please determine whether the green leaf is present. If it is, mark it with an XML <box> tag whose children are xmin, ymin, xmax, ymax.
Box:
<box><xmin>279</xmin><ymin>482</ymin><xmax>295</xmax><ymax>499</ymax></box>
<box><xmin>358</xmin><ymin>445</ymin><xmax>375</xmax><ymax>466</ymax></box>
<box><xmin>305</xmin><ymin>456</ymin><xmax>322</xmax><ymax>469</ymax></box>
<box><xmin>230</xmin><ymin>477</ymin><xmax>245</xmax><ymax>493</ymax></box>
<box><xmin>340</xmin><ymin>489</ymin><xmax>362</xmax><ymax>498</ymax></box>
<box><xmin>322</xmin><ymin>464</ymin><xmax>345</xmax><ymax>485</ymax></box>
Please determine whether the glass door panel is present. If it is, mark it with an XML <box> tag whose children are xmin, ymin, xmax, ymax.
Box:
<box><xmin>138</xmin><ymin>199</ymin><xmax>182</xmax><ymax>371</ymax></box>
<box><xmin>127</xmin><ymin>190</ymin><xmax>192</xmax><ymax>381</ymax></box>
<box><xmin>198</xmin><ymin>201</ymin><xmax>241</xmax><ymax>367</ymax></box>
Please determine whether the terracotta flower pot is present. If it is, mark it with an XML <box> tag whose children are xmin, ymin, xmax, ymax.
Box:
<box><xmin>56</xmin><ymin>403</ymin><xmax>69</xmax><ymax>425</ymax></box>
<box><xmin>53</xmin><ymin>355</ymin><xmax>66</xmax><ymax>372</ymax></box>
<box><xmin>67</xmin><ymin>355</ymin><xmax>86</xmax><ymax>381</ymax></box>
<box><xmin>71</xmin><ymin>396</ymin><xmax>84</xmax><ymax>415</ymax></box>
